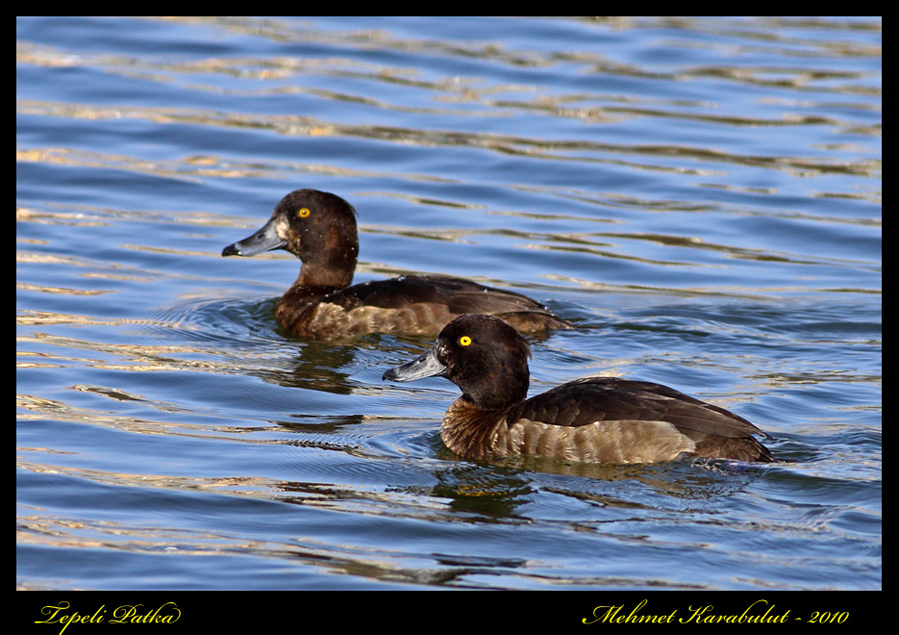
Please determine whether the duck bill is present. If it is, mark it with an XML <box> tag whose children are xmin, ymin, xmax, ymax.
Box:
<box><xmin>383</xmin><ymin>345</ymin><xmax>447</xmax><ymax>382</ymax></box>
<box><xmin>222</xmin><ymin>217</ymin><xmax>286</xmax><ymax>257</ymax></box>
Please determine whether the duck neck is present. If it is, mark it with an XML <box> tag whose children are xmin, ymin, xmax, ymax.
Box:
<box><xmin>441</xmin><ymin>397</ymin><xmax>513</xmax><ymax>460</ymax></box>
<box><xmin>288</xmin><ymin>261</ymin><xmax>354</xmax><ymax>302</ymax></box>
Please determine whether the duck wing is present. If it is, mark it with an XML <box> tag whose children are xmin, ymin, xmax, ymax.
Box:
<box><xmin>507</xmin><ymin>377</ymin><xmax>772</xmax><ymax>461</ymax></box>
<box><xmin>320</xmin><ymin>275</ymin><xmax>572</xmax><ymax>331</ymax></box>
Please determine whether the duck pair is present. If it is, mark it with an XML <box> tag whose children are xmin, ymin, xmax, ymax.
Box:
<box><xmin>224</xmin><ymin>189</ymin><xmax>774</xmax><ymax>465</ymax></box>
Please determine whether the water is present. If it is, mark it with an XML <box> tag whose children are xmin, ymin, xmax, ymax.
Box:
<box><xmin>17</xmin><ymin>17</ymin><xmax>880</xmax><ymax>592</ymax></box>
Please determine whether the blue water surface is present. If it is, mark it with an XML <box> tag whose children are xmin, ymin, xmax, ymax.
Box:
<box><xmin>17</xmin><ymin>17</ymin><xmax>880</xmax><ymax>592</ymax></box>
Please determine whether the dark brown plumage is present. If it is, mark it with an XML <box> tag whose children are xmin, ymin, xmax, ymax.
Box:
<box><xmin>382</xmin><ymin>314</ymin><xmax>774</xmax><ymax>464</ymax></box>
<box><xmin>222</xmin><ymin>189</ymin><xmax>572</xmax><ymax>341</ymax></box>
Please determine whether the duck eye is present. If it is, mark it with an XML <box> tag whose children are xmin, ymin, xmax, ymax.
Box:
<box><xmin>298</xmin><ymin>208</ymin><xmax>310</xmax><ymax>218</ymax></box>
<box><xmin>459</xmin><ymin>336</ymin><xmax>472</xmax><ymax>347</ymax></box>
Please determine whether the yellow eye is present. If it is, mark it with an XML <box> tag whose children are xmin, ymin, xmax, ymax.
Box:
<box><xmin>298</xmin><ymin>208</ymin><xmax>310</xmax><ymax>218</ymax></box>
<box><xmin>459</xmin><ymin>336</ymin><xmax>472</xmax><ymax>347</ymax></box>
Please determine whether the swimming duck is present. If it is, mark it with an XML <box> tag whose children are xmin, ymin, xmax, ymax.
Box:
<box><xmin>382</xmin><ymin>314</ymin><xmax>773</xmax><ymax>463</ymax></box>
<box><xmin>222</xmin><ymin>189</ymin><xmax>572</xmax><ymax>340</ymax></box>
